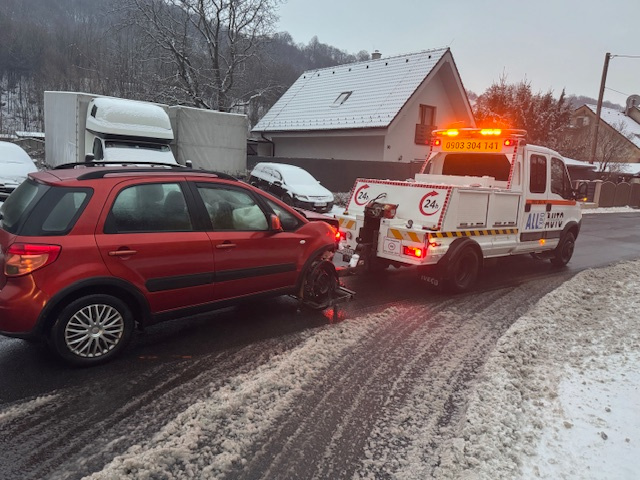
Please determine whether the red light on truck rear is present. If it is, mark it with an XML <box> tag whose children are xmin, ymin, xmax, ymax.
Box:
<box><xmin>403</xmin><ymin>246</ymin><xmax>424</xmax><ymax>258</ymax></box>
<box><xmin>433</xmin><ymin>138</ymin><xmax>442</xmax><ymax>147</ymax></box>
<box><xmin>504</xmin><ymin>139</ymin><xmax>514</xmax><ymax>147</ymax></box>
<box><xmin>4</xmin><ymin>243</ymin><xmax>62</xmax><ymax>277</ymax></box>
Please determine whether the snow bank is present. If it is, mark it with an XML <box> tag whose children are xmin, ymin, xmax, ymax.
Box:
<box><xmin>434</xmin><ymin>259</ymin><xmax>640</xmax><ymax>479</ymax></box>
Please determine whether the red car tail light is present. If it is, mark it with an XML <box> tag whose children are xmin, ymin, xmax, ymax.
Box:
<box><xmin>4</xmin><ymin>243</ymin><xmax>62</xmax><ymax>277</ymax></box>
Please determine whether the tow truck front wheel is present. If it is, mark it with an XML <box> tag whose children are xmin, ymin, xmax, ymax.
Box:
<box><xmin>301</xmin><ymin>260</ymin><xmax>339</xmax><ymax>310</ymax></box>
<box><xmin>551</xmin><ymin>232</ymin><xmax>576</xmax><ymax>267</ymax></box>
<box><xmin>444</xmin><ymin>246</ymin><xmax>480</xmax><ymax>293</ymax></box>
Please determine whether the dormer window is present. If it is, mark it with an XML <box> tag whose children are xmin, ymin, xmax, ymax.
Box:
<box><xmin>332</xmin><ymin>91</ymin><xmax>352</xmax><ymax>107</ymax></box>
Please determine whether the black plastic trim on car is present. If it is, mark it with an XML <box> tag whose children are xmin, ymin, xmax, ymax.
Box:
<box><xmin>215</xmin><ymin>263</ymin><xmax>296</xmax><ymax>282</ymax></box>
<box><xmin>33</xmin><ymin>277</ymin><xmax>151</xmax><ymax>335</ymax></box>
<box><xmin>150</xmin><ymin>287</ymin><xmax>294</xmax><ymax>324</ymax></box>
<box><xmin>146</xmin><ymin>272</ymin><xmax>215</xmax><ymax>292</ymax></box>
<box><xmin>145</xmin><ymin>263</ymin><xmax>297</xmax><ymax>292</ymax></box>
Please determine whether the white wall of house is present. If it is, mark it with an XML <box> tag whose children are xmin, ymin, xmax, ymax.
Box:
<box><xmin>269</xmin><ymin>132</ymin><xmax>385</xmax><ymax>161</ymax></box>
<box><xmin>385</xmin><ymin>59</ymin><xmax>474</xmax><ymax>164</ymax></box>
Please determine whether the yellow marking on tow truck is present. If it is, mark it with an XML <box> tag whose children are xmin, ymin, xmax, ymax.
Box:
<box><xmin>339</xmin><ymin>218</ymin><xmax>356</xmax><ymax>230</ymax></box>
<box><xmin>429</xmin><ymin>228</ymin><xmax>518</xmax><ymax>239</ymax></box>
<box><xmin>388</xmin><ymin>228</ymin><xmax>425</xmax><ymax>243</ymax></box>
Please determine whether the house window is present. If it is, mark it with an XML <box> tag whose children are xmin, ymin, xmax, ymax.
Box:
<box><xmin>575</xmin><ymin>116</ymin><xmax>589</xmax><ymax>127</ymax></box>
<box><xmin>419</xmin><ymin>105</ymin><xmax>436</xmax><ymax>125</ymax></box>
<box><xmin>332</xmin><ymin>91</ymin><xmax>352</xmax><ymax>107</ymax></box>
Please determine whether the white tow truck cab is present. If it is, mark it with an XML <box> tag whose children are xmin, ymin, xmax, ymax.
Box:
<box><xmin>336</xmin><ymin>128</ymin><xmax>587</xmax><ymax>292</ymax></box>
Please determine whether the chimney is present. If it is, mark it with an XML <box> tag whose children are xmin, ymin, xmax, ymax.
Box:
<box><xmin>371</xmin><ymin>50</ymin><xmax>382</xmax><ymax>60</ymax></box>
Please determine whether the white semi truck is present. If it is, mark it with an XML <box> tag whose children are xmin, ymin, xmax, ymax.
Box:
<box><xmin>44</xmin><ymin>92</ymin><xmax>177</xmax><ymax>167</ymax></box>
<box><xmin>336</xmin><ymin>127</ymin><xmax>587</xmax><ymax>292</ymax></box>
<box><xmin>44</xmin><ymin>92</ymin><xmax>248</xmax><ymax>172</ymax></box>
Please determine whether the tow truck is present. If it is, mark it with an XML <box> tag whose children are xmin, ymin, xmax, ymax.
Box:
<box><xmin>335</xmin><ymin>128</ymin><xmax>587</xmax><ymax>292</ymax></box>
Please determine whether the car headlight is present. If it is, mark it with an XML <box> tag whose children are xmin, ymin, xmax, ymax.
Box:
<box><xmin>293</xmin><ymin>194</ymin><xmax>310</xmax><ymax>201</ymax></box>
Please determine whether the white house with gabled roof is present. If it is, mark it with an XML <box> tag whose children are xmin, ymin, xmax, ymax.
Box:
<box><xmin>251</xmin><ymin>48</ymin><xmax>475</xmax><ymax>189</ymax></box>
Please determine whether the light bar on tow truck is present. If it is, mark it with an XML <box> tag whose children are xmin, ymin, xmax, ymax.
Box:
<box><xmin>431</xmin><ymin>127</ymin><xmax>527</xmax><ymax>153</ymax></box>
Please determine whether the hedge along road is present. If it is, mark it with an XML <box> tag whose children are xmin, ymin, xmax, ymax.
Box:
<box><xmin>0</xmin><ymin>211</ymin><xmax>638</xmax><ymax>480</ymax></box>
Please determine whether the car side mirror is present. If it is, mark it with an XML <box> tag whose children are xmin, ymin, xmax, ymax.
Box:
<box><xmin>269</xmin><ymin>213</ymin><xmax>283</xmax><ymax>232</ymax></box>
<box><xmin>574</xmin><ymin>182</ymin><xmax>589</xmax><ymax>201</ymax></box>
<box><xmin>273</xmin><ymin>180</ymin><xmax>282</xmax><ymax>187</ymax></box>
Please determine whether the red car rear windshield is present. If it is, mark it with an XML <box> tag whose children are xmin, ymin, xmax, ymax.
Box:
<box><xmin>0</xmin><ymin>180</ymin><xmax>92</xmax><ymax>236</ymax></box>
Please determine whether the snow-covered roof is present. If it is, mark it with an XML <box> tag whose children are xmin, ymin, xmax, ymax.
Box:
<box><xmin>563</xmin><ymin>157</ymin><xmax>597</xmax><ymax>170</ymax></box>
<box><xmin>253</xmin><ymin>48</ymin><xmax>450</xmax><ymax>132</ymax></box>
<box><xmin>585</xmin><ymin>104</ymin><xmax>640</xmax><ymax>149</ymax></box>
<box><xmin>15</xmin><ymin>131</ymin><xmax>45</xmax><ymax>139</ymax></box>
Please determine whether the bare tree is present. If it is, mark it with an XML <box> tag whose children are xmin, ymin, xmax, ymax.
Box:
<box><xmin>120</xmin><ymin>0</ymin><xmax>282</xmax><ymax>111</ymax></box>
<box><xmin>560</xmin><ymin>120</ymin><xmax>635</xmax><ymax>178</ymax></box>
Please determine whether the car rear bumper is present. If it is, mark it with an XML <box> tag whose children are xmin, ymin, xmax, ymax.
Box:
<box><xmin>0</xmin><ymin>276</ymin><xmax>48</xmax><ymax>337</ymax></box>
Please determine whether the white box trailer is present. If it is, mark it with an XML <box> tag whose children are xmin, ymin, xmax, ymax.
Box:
<box><xmin>336</xmin><ymin>128</ymin><xmax>587</xmax><ymax>292</ymax></box>
<box><xmin>168</xmin><ymin>105</ymin><xmax>248</xmax><ymax>174</ymax></box>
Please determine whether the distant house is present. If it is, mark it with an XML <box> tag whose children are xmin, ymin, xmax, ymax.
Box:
<box><xmin>571</xmin><ymin>95</ymin><xmax>640</xmax><ymax>167</ymax></box>
<box><xmin>251</xmin><ymin>48</ymin><xmax>475</xmax><ymax>191</ymax></box>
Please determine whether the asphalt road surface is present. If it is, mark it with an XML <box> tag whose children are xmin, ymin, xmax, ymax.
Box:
<box><xmin>1</xmin><ymin>212</ymin><xmax>639</xmax><ymax>480</ymax></box>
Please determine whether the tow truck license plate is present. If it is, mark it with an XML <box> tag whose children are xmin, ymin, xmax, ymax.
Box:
<box><xmin>441</xmin><ymin>140</ymin><xmax>502</xmax><ymax>153</ymax></box>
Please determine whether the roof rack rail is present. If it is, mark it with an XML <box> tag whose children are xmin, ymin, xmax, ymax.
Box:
<box><xmin>54</xmin><ymin>160</ymin><xmax>187</xmax><ymax>170</ymax></box>
<box><xmin>74</xmin><ymin>167</ymin><xmax>238</xmax><ymax>181</ymax></box>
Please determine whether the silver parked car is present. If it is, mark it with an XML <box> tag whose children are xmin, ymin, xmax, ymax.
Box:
<box><xmin>0</xmin><ymin>142</ymin><xmax>38</xmax><ymax>201</ymax></box>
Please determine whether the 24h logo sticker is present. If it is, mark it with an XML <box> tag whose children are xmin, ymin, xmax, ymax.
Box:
<box><xmin>354</xmin><ymin>184</ymin><xmax>371</xmax><ymax>206</ymax></box>
<box><xmin>419</xmin><ymin>190</ymin><xmax>443</xmax><ymax>216</ymax></box>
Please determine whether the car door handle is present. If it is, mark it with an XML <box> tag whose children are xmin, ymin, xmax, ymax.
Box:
<box><xmin>108</xmin><ymin>249</ymin><xmax>138</xmax><ymax>257</ymax></box>
<box><xmin>216</xmin><ymin>242</ymin><xmax>237</xmax><ymax>249</ymax></box>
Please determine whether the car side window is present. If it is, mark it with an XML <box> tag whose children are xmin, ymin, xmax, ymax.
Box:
<box><xmin>197</xmin><ymin>185</ymin><xmax>269</xmax><ymax>231</ymax></box>
<box><xmin>106</xmin><ymin>183</ymin><xmax>192</xmax><ymax>233</ymax></box>
<box><xmin>529</xmin><ymin>154</ymin><xmax>547</xmax><ymax>194</ymax></box>
<box><xmin>551</xmin><ymin>157</ymin><xmax>573</xmax><ymax>200</ymax></box>
<box><xmin>265</xmin><ymin>198</ymin><xmax>302</xmax><ymax>231</ymax></box>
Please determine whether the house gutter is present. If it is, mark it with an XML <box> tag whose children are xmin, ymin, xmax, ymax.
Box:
<box><xmin>260</xmin><ymin>133</ymin><xmax>275</xmax><ymax>156</ymax></box>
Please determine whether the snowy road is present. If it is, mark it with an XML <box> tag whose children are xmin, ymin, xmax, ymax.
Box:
<box><xmin>0</xmin><ymin>210</ymin><xmax>639</xmax><ymax>479</ymax></box>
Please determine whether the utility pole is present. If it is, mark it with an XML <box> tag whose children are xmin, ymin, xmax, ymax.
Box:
<box><xmin>589</xmin><ymin>52</ymin><xmax>612</xmax><ymax>164</ymax></box>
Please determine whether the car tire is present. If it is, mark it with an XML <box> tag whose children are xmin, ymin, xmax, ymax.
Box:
<box><xmin>49</xmin><ymin>294</ymin><xmax>134</xmax><ymax>366</ymax></box>
<box><xmin>301</xmin><ymin>260</ymin><xmax>338</xmax><ymax>310</ymax></box>
<box><xmin>551</xmin><ymin>232</ymin><xmax>575</xmax><ymax>267</ymax></box>
<box><xmin>444</xmin><ymin>246</ymin><xmax>480</xmax><ymax>293</ymax></box>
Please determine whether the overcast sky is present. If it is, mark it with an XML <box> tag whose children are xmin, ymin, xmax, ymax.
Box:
<box><xmin>276</xmin><ymin>0</ymin><xmax>640</xmax><ymax>106</ymax></box>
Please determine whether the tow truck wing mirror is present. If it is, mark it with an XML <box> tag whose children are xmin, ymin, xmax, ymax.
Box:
<box><xmin>575</xmin><ymin>182</ymin><xmax>589</xmax><ymax>201</ymax></box>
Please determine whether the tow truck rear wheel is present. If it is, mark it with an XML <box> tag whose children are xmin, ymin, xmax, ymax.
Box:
<box><xmin>551</xmin><ymin>232</ymin><xmax>576</xmax><ymax>267</ymax></box>
<box><xmin>444</xmin><ymin>246</ymin><xmax>480</xmax><ymax>293</ymax></box>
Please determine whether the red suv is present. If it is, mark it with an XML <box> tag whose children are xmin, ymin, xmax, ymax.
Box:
<box><xmin>0</xmin><ymin>164</ymin><xmax>344</xmax><ymax>366</ymax></box>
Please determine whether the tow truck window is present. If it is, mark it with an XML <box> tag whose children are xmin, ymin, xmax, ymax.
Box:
<box><xmin>551</xmin><ymin>157</ymin><xmax>573</xmax><ymax>199</ymax></box>
<box><xmin>529</xmin><ymin>155</ymin><xmax>547</xmax><ymax>194</ymax></box>
<box><xmin>442</xmin><ymin>153</ymin><xmax>511</xmax><ymax>181</ymax></box>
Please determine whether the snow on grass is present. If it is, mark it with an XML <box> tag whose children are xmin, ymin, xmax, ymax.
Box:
<box><xmin>432</xmin><ymin>259</ymin><xmax>640</xmax><ymax>479</ymax></box>
<box><xmin>85</xmin><ymin>308</ymin><xmax>401</xmax><ymax>479</ymax></box>
<box><xmin>581</xmin><ymin>206</ymin><xmax>640</xmax><ymax>214</ymax></box>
